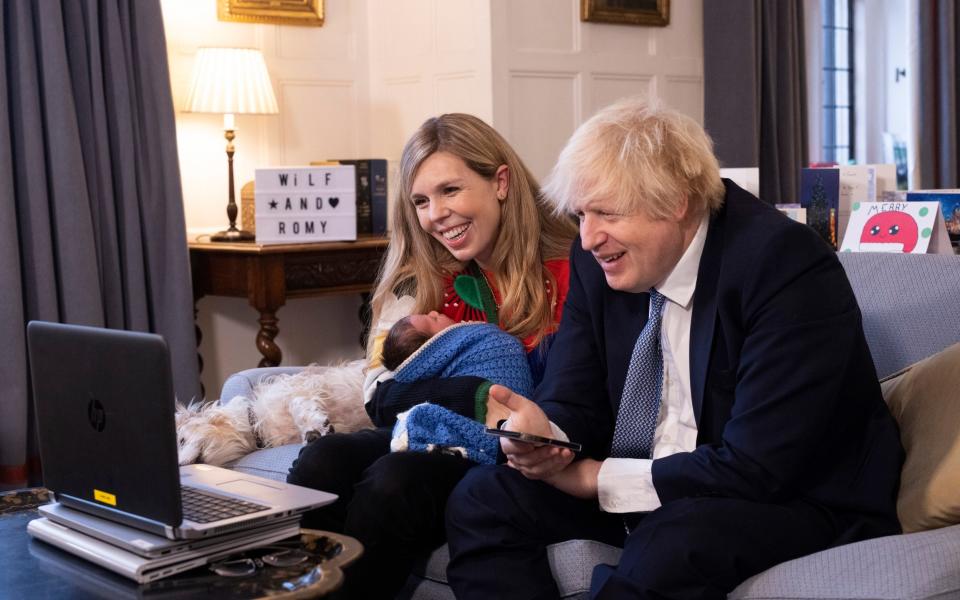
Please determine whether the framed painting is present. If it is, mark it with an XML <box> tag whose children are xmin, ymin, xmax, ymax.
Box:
<box><xmin>581</xmin><ymin>0</ymin><xmax>670</xmax><ymax>26</ymax></box>
<box><xmin>218</xmin><ymin>0</ymin><xmax>324</xmax><ymax>27</ymax></box>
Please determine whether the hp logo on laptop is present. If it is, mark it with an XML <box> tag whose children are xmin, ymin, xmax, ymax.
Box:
<box><xmin>87</xmin><ymin>396</ymin><xmax>106</xmax><ymax>432</ymax></box>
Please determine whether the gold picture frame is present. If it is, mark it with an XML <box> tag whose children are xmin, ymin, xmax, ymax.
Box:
<box><xmin>581</xmin><ymin>0</ymin><xmax>669</xmax><ymax>26</ymax></box>
<box><xmin>218</xmin><ymin>0</ymin><xmax>324</xmax><ymax>27</ymax></box>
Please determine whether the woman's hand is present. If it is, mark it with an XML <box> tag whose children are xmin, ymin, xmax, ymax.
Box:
<box><xmin>488</xmin><ymin>385</ymin><xmax>575</xmax><ymax>480</ymax></box>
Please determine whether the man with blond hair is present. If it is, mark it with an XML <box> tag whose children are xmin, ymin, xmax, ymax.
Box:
<box><xmin>444</xmin><ymin>98</ymin><xmax>903</xmax><ymax>599</ymax></box>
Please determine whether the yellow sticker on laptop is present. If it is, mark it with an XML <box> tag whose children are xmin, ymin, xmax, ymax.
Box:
<box><xmin>93</xmin><ymin>489</ymin><xmax>117</xmax><ymax>506</ymax></box>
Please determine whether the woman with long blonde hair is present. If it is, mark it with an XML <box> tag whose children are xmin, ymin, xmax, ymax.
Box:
<box><xmin>288</xmin><ymin>113</ymin><xmax>577</xmax><ymax>599</ymax></box>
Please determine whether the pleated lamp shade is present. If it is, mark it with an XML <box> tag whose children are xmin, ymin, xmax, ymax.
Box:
<box><xmin>185</xmin><ymin>47</ymin><xmax>278</xmax><ymax>115</ymax></box>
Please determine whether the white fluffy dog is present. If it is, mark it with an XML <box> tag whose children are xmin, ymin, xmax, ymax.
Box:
<box><xmin>176</xmin><ymin>360</ymin><xmax>373</xmax><ymax>466</ymax></box>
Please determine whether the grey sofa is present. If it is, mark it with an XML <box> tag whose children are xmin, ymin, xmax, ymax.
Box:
<box><xmin>222</xmin><ymin>251</ymin><xmax>960</xmax><ymax>599</ymax></box>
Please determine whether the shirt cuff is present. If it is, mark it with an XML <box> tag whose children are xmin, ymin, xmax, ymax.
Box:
<box><xmin>597</xmin><ymin>458</ymin><xmax>661</xmax><ymax>513</ymax></box>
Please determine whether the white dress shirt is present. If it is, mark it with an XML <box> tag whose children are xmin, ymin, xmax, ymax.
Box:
<box><xmin>595</xmin><ymin>214</ymin><xmax>709</xmax><ymax>513</ymax></box>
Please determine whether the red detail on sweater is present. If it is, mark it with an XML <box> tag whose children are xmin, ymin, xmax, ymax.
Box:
<box><xmin>438</xmin><ymin>259</ymin><xmax>570</xmax><ymax>351</ymax></box>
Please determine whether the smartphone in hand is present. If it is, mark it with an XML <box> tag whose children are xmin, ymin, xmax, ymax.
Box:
<box><xmin>485</xmin><ymin>428</ymin><xmax>582</xmax><ymax>452</ymax></box>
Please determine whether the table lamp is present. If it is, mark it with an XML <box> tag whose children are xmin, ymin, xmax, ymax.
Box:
<box><xmin>185</xmin><ymin>47</ymin><xmax>279</xmax><ymax>242</ymax></box>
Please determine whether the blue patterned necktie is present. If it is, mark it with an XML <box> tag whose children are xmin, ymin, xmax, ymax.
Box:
<box><xmin>610</xmin><ymin>289</ymin><xmax>666</xmax><ymax>459</ymax></box>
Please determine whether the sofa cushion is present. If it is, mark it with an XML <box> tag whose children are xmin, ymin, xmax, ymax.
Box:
<box><xmin>226</xmin><ymin>444</ymin><xmax>303</xmax><ymax>482</ymax></box>
<box><xmin>408</xmin><ymin>526</ymin><xmax>960</xmax><ymax>600</ymax></box>
<box><xmin>220</xmin><ymin>367</ymin><xmax>306</xmax><ymax>405</ymax></box>
<box><xmin>881</xmin><ymin>342</ymin><xmax>960</xmax><ymax>533</ymax></box>
<box><xmin>730</xmin><ymin>523</ymin><xmax>960</xmax><ymax>599</ymax></box>
<box><xmin>836</xmin><ymin>253</ymin><xmax>960</xmax><ymax>379</ymax></box>
<box><xmin>412</xmin><ymin>539</ymin><xmax>622</xmax><ymax>599</ymax></box>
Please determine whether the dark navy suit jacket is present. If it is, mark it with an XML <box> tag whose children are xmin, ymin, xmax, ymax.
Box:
<box><xmin>534</xmin><ymin>180</ymin><xmax>903</xmax><ymax>541</ymax></box>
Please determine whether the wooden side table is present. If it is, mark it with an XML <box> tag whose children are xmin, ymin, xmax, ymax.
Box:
<box><xmin>189</xmin><ymin>235</ymin><xmax>388</xmax><ymax>374</ymax></box>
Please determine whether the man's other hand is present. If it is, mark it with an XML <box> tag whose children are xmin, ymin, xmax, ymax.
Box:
<box><xmin>544</xmin><ymin>458</ymin><xmax>602</xmax><ymax>500</ymax></box>
<box><xmin>488</xmin><ymin>384</ymin><xmax>575</xmax><ymax>479</ymax></box>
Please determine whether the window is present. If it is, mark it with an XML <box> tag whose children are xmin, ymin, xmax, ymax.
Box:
<box><xmin>820</xmin><ymin>0</ymin><xmax>854</xmax><ymax>164</ymax></box>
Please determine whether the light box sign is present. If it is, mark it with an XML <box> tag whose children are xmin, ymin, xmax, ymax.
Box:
<box><xmin>253</xmin><ymin>166</ymin><xmax>357</xmax><ymax>244</ymax></box>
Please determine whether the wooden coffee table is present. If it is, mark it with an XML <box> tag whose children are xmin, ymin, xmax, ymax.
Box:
<box><xmin>0</xmin><ymin>488</ymin><xmax>362</xmax><ymax>598</ymax></box>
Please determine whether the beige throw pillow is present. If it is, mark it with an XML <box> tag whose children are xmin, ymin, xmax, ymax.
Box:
<box><xmin>881</xmin><ymin>342</ymin><xmax>960</xmax><ymax>533</ymax></box>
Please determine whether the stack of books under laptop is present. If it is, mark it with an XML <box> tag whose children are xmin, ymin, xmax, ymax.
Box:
<box><xmin>24</xmin><ymin>321</ymin><xmax>338</xmax><ymax>584</ymax></box>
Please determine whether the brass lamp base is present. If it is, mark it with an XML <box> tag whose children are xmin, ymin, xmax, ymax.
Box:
<box><xmin>211</xmin><ymin>126</ymin><xmax>255</xmax><ymax>243</ymax></box>
<box><xmin>211</xmin><ymin>227</ymin><xmax>255</xmax><ymax>242</ymax></box>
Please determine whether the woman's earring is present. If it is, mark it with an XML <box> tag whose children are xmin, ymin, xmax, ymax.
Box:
<box><xmin>497</xmin><ymin>192</ymin><xmax>506</xmax><ymax>201</ymax></box>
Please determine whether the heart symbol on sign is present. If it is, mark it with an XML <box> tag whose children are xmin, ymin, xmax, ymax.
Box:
<box><xmin>329</xmin><ymin>197</ymin><xmax>340</xmax><ymax>208</ymax></box>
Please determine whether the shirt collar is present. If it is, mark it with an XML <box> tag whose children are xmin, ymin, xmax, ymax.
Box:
<box><xmin>655</xmin><ymin>213</ymin><xmax>709</xmax><ymax>310</ymax></box>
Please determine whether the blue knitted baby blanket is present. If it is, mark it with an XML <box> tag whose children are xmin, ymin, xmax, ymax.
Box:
<box><xmin>391</xmin><ymin>322</ymin><xmax>533</xmax><ymax>464</ymax></box>
<box><xmin>393</xmin><ymin>322</ymin><xmax>533</xmax><ymax>398</ymax></box>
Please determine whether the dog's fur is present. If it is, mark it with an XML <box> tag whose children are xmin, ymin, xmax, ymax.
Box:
<box><xmin>176</xmin><ymin>360</ymin><xmax>372</xmax><ymax>466</ymax></box>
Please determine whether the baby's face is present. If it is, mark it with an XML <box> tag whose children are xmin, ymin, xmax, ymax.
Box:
<box><xmin>408</xmin><ymin>311</ymin><xmax>455</xmax><ymax>336</ymax></box>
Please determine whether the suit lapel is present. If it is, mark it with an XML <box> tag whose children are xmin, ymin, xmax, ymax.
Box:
<box><xmin>690</xmin><ymin>207</ymin><xmax>725</xmax><ymax>426</ymax></box>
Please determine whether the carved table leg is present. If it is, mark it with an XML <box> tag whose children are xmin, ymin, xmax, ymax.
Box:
<box><xmin>248</xmin><ymin>254</ymin><xmax>286</xmax><ymax>368</ymax></box>
<box><xmin>256</xmin><ymin>310</ymin><xmax>282</xmax><ymax>368</ymax></box>
<box><xmin>358</xmin><ymin>292</ymin><xmax>372</xmax><ymax>349</ymax></box>
<box><xmin>189</xmin><ymin>248</ymin><xmax>207</xmax><ymax>399</ymax></box>
<box><xmin>194</xmin><ymin>303</ymin><xmax>205</xmax><ymax>398</ymax></box>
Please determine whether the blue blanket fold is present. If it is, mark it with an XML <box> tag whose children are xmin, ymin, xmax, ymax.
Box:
<box><xmin>391</xmin><ymin>403</ymin><xmax>499</xmax><ymax>465</ymax></box>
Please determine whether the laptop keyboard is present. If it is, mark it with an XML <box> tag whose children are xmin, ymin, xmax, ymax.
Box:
<box><xmin>180</xmin><ymin>486</ymin><xmax>268</xmax><ymax>523</ymax></box>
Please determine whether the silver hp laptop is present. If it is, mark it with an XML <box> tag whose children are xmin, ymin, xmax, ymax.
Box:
<box><xmin>28</xmin><ymin>517</ymin><xmax>300</xmax><ymax>583</ymax></box>
<box><xmin>27</xmin><ymin>321</ymin><xmax>336</xmax><ymax>540</ymax></box>
<box><xmin>39</xmin><ymin>502</ymin><xmax>299</xmax><ymax>559</ymax></box>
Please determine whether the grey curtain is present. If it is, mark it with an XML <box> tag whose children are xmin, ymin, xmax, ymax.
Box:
<box><xmin>917</xmin><ymin>0</ymin><xmax>959</xmax><ymax>188</ymax></box>
<box><xmin>703</xmin><ymin>0</ymin><xmax>808</xmax><ymax>205</ymax></box>
<box><xmin>0</xmin><ymin>0</ymin><xmax>200</xmax><ymax>489</ymax></box>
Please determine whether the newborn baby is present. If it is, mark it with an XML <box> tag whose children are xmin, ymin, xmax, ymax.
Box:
<box><xmin>382</xmin><ymin>311</ymin><xmax>534</xmax><ymax>464</ymax></box>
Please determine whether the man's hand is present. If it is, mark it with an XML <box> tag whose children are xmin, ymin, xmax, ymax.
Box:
<box><xmin>484</xmin><ymin>391</ymin><xmax>512</xmax><ymax>428</ymax></box>
<box><xmin>488</xmin><ymin>385</ymin><xmax>575</xmax><ymax>480</ymax></box>
<box><xmin>544</xmin><ymin>458</ymin><xmax>602</xmax><ymax>500</ymax></box>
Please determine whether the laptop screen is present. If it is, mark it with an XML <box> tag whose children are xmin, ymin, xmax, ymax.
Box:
<box><xmin>27</xmin><ymin>321</ymin><xmax>183</xmax><ymax>526</ymax></box>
